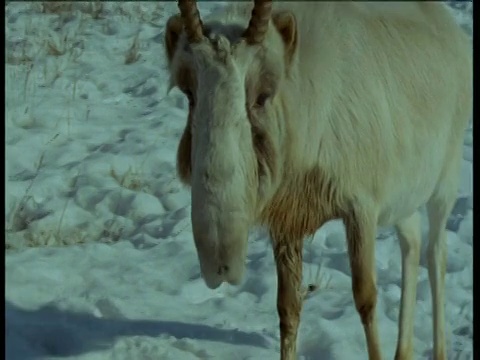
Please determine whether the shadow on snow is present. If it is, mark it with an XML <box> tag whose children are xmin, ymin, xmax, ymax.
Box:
<box><xmin>5</xmin><ymin>301</ymin><xmax>271</xmax><ymax>359</ymax></box>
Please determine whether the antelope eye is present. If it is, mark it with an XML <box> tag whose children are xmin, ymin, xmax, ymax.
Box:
<box><xmin>255</xmin><ymin>92</ymin><xmax>270</xmax><ymax>108</ymax></box>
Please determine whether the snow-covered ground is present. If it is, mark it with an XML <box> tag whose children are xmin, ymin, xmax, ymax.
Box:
<box><xmin>5</xmin><ymin>2</ymin><xmax>473</xmax><ymax>359</ymax></box>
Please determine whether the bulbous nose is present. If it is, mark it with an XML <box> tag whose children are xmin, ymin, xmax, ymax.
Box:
<box><xmin>217</xmin><ymin>265</ymin><xmax>229</xmax><ymax>276</ymax></box>
<box><xmin>190</xmin><ymin>204</ymin><xmax>248</xmax><ymax>289</ymax></box>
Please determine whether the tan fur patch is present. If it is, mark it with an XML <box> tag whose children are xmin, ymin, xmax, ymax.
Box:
<box><xmin>261</xmin><ymin>167</ymin><xmax>346</xmax><ymax>241</ymax></box>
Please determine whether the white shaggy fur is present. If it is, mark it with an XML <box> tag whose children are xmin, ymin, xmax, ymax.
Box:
<box><xmin>165</xmin><ymin>2</ymin><xmax>472</xmax><ymax>359</ymax></box>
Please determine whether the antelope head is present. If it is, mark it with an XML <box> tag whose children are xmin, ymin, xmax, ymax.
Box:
<box><xmin>164</xmin><ymin>0</ymin><xmax>298</xmax><ymax>288</ymax></box>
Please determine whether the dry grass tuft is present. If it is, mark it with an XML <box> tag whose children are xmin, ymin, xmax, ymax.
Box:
<box><xmin>5</xmin><ymin>227</ymin><xmax>89</xmax><ymax>251</ymax></box>
<box><xmin>85</xmin><ymin>2</ymin><xmax>104</xmax><ymax>20</ymax></box>
<box><xmin>124</xmin><ymin>33</ymin><xmax>141</xmax><ymax>65</ymax></box>
<box><xmin>109</xmin><ymin>166</ymin><xmax>149</xmax><ymax>192</ymax></box>
<box><xmin>101</xmin><ymin>218</ymin><xmax>126</xmax><ymax>244</ymax></box>
<box><xmin>302</xmin><ymin>263</ymin><xmax>333</xmax><ymax>300</ymax></box>
<box><xmin>41</xmin><ymin>2</ymin><xmax>73</xmax><ymax>14</ymax></box>
<box><xmin>6</xmin><ymin>54</ymin><xmax>33</xmax><ymax>66</ymax></box>
<box><xmin>41</xmin><ymin>1</ymin><xmax>106</xmax><ymax>19</ymax></box>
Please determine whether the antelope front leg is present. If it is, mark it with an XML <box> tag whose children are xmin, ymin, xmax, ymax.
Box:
<box><xmin>273</xmin><ymin>239</ymin><xmax>303</xmax><ymax>360</ymax></box>
<box><xmin>344</xmin><ymin>212</ymin><xmax>382</xmax><ymax>360</ymax></box>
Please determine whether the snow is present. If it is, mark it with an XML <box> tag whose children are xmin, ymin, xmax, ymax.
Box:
<box><xmin>5</xmin><ymin>2</ymin><xmax>472</xmax><ymax>359</ymax></box>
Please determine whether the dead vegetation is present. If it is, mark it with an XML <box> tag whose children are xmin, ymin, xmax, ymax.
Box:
<box><xmin>4</xmin><ymin>1</ymin><xmax>175</xmax><ymax>252</ymax></box>
<box><xmin>109</xmin><ymin>166</ymin><xmax>149</xmax><ymax>192</ymax></box>
<box><xmin>124</xmin><ymin>33</ymin><xmax>141</xmax><ymax>65</ymax></box>
<box><xmin>41</xmin><ymin>1</ymin><xmax>104</xmax><ymax>19</ymax></box>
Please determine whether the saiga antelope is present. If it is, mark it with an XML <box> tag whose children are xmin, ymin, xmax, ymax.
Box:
<box><xmin>163</xmin><ymin>1</ymin><xmax>472</xmax><ymax>359</ymax></box>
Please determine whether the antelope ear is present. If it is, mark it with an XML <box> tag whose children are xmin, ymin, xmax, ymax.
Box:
<box><xmin>272</xmin><ymin>11</ymin><xmax>297</xmax><ymax>64</ymax></box>
<box><xmin>165</xmin><ymin>14</ymin><xmax>184</xmax><ymax>63</ymax></box>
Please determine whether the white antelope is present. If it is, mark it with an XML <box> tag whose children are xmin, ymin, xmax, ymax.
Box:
<box><xmin>163</xmin><ymin>1</ymin><xmax>472</xmax><ymax>359</ymax></box>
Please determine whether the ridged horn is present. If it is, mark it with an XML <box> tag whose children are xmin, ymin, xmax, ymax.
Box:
<box><xmin>243</xmin><ymin>0</ymin><xmax>273</xmax><ymax>45</ymax></box>
<box><xmin>178</xmin><ymin>0</ymin><xmax>204</xmax><ymax>43</ymax></box>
